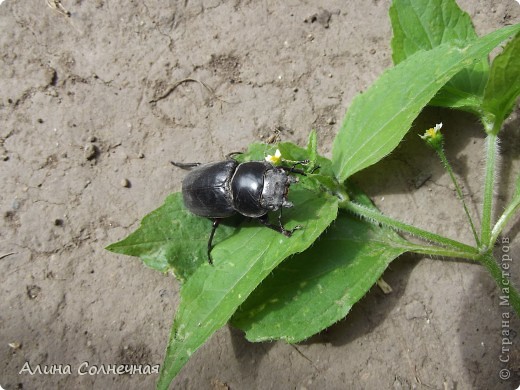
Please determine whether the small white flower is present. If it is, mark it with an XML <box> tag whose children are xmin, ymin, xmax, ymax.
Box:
<box><xmin>420</xmin><ymin>122</ymin><xmax>444</xmax><ymax>149</ymax></box>
<box><xmin>265</xmin><ymin>149</ymin><xmax>282</xmax><ymax>164</ymax></box>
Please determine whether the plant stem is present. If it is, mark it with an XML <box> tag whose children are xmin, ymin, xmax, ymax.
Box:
<box><xmin>342</xmin><ymin>201</ymin><xmax>479</xmax><ymax>254</ymax></box>
<box><xmin>436</xmin><ymin>148</ymin><xmax>480</xmax><ymax>246</ymax></box>
<box><xmin>399</xmin><ymin>243</ymin><xmax>480</xmax><ymax>261</ymax></box>
<box><xmin>490</xmin><ymin>193</ymin><xmax>520</xmax><ymax>246</ymax></box>
<box><xmin>481</xmin><ymin>134</ymin><xmax>498</xmax><ymax>247</ymax></box>
<box><xmin>342</xmin><ymin>194</ymin><xmax>520</xmax><ymax>318</ymax></box>
<box><xmin>480</xmin><ymin>253</ymin><xmax>520</xmax><ymax>316</ymax></box>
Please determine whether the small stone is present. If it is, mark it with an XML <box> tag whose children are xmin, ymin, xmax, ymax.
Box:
<box><xmin>327</xmin><ymin>117</ymin><xmax>336</xmax><ymax>125</ymax></box>
<box><xmin>84</xmin><ymin>144</ymin><xmax>97</xmax><ymax>160</ymax></box>
<box><xmin>12</xmin><ymin>199</ymin><xmax>20</xmax><ymax>210</ymax></box>
<box><xmin>304</xmin><ymin>9</ymin><xmax>332</xmax><ymax>28</ymax></box>
<box><xmin>120</xmin><ymin>178</ymin><xmax>130</xmax><ymax>188</ymax></box>
<box><xmin>265</xmin><ymin>134</ymin><xmax>277</xmax><ymax>144</ymax></box>
<box><xmin>54</xmin><ymin>218</ymin><xmax>64</xmax><ymax>226</ymax></box>
<box><xmin>369</xmin><ymin>48</ymin><xmax>376</xmax><ymax>55</ymax></box>
<box><xmin>1</xmin><ymin>155</ymin><xmax>9</xmax><ymax>161</ymax></box>
<box><xmin>26</xmin><ymin>285</ymin><xmax>41</xmax><ymax>299</ymax></box>
<box><xmin>88</xmin><ymin>135</ymin><xmax>97</xmax><ymax>142</ymax></box>
<box><xmin>138</xmin><ymin>152</ymin><xmax>145</xmax><ymax>159</ymax></box>
<box><xmin>37</xmin><ymin>118</ymin><xmax>44</xmax><ymax>124</ymax></box>
<box><xmin>8</xmin><ymin>342</ymin><xmax>21</xmax><ymax>350</ymax></box>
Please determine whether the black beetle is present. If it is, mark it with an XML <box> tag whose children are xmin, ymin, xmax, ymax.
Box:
<box><xmin>172</xmin><ymin>154</ymin><xmax>308</xmax><ymax>264</ymax></box>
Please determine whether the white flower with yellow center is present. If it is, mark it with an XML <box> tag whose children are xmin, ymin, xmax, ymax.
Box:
<box><xmin>265</xmin><ymin>149</ymin><xmax>282</xmax><ymax>164</ymax></box>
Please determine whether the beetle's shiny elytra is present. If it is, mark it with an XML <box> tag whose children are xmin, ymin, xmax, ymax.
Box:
<box><xmin>182</xmin><ymin>160</ymin><xmax>238</xmax><ymax>218</ymax></box>
<box><xmin>172</xmin><ymin>156</ymin><xmax>302</xmax><ymax>264</ymax></box>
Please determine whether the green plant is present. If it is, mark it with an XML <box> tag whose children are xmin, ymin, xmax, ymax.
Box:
<box><xmin>106</xmin><ymin>1</ymin><xmax>520</xmax><ymax>388</ymax></box>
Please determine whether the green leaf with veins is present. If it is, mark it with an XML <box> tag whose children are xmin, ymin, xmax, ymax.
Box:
<box><xmin>332</xmin><ymin>24</ymin><xmax>520</xmax><ymax>182</ymax></box>
<box><xmin>143</xmin><ymin>141</ymin><xmax>338</xmax><ymax>388</ymax></box>
<box><xmin>231</xmin><ymin>182</ymin><xmax>409</xmax><ymax>342</ymax></box>
<box><xmin>390</xmin><ymin>0</ymin><xmax>488</xmax><ymax>114</ymax></box>
<box><xmin>157</xmin><ymin>185</ymin><xmax>339</xmax><ymax>389</ymax></box>
<box><xmin>481</xmin><ymin>33</ymin><xmax>520</xmax><ymax>135</ymax></box>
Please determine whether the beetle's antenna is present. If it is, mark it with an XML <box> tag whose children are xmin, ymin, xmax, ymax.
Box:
<box><xmin>291</xmin><ymin>159</ymin><xmax>310</xmax><ymax>169</ymax></box>
<box><xmin>226</xmin><ymin>152</ymin><xmax>243</xmax><ymax>160</ymax></box>
<box><xmin>281</xmin><ymin>166</ymin><xmax>306</xmax><ymax>176</ymax></box>
<box><xmin>281</xmin><ymin>160</ymin><xmax>320</xmax><ymax>175</ymax></box>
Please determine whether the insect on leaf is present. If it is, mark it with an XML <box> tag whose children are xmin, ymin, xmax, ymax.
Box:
<box><xmin>157</xmin><ymin>186</ymin><xmax>339</xmax><ymax>389</ymax></box>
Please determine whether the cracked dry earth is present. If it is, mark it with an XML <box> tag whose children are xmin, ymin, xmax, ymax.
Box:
<box><xmin>1</xmin><ymin>1</ymin><xmax>520</xmax><ymax>389</ymax></box>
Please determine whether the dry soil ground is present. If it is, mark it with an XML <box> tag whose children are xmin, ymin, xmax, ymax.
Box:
<box><xmin>1</xmin><ymin>0</ymin><xmax>520</xmax><ymax>389</ymax></box>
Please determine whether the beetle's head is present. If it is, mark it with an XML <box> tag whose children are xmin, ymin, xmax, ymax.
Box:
<box><xmin>260</xmin><ymin>168</ymin><xmax>297</xmax><ymax>211</ymax></box>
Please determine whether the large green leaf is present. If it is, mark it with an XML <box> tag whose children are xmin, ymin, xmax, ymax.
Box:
<box><xmin>332</xmin><ymin>24</ymin><xmax>520</xmax><ymax>182</ymax></box>
<box><xmin>231</xmin><ymin>209</ymin><xmax>408</xmax><ymax>342</ymax></box>
<box><xmin>390</xmin><ymin>0</ymin><xmax>488</xmax><ymax>113</ymax></box>
<box><xmin>157</xmin><ymin>187</ymin><xmax>339</xmax><ymax>389</ymax></box>
<box><xmin>481</xmin><ymin>33</ymin><xmax>520</xmax><ymax>135</ymax></box>
<box><xmin>107</xmin><ymin>139</ymin><xmax>341</xmax><ymax>388</ymax></box>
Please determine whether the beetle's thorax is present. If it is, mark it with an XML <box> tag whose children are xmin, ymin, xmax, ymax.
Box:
<box><xmin>260</xmin><ymin>168</ymin><xmax>294</xmax><ymax>212</ymax></box>
<box><xmin>229</xmin><ymin>161</ymin><xmax>294</xmax><ymax>218</ymax></box>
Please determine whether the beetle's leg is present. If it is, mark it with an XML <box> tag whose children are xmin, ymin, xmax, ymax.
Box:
<box><xmin>282</xmin><ymin>160</ymin><xmax>309</xmax><ymax>175</ymax></box>
<box><xmin>280</xmin><ymin>159</ymin><xmax>321</xmax><ymax>176</ymax></box>
<box><xmin>282</xmin><ymin>160</ymin><xmax>321</xmax><ymax>175</ymax></box>
<box><xmin>207</xmin><ymin>219</ymin><xmax>221</xmax><ymax>265</ymax></box>
<box><xmin>309</xmin><ymin>165</ymin><xmax>320</xmax><ymax>174</ymax></box>
<box><xmin>291</xmin><ymin>159</ymin><xmax>310</xmax><ymax>169</ymax></box>
<box><xmin>281</xmin><ymin>166</ymin><xmax>306</xmax><ymax>176</ymax></box>
<box><xmin>257</xmin><ymin>212</ymin><xmax>301</xmax><ymax>237</ymax></box>
<box><xmin>278</xmin><ymin>207</ymin><xmax>302</xmax><ymax>235</ymax></box>
<box><xmin>170</xmin><ymin>161</ymin><xmax>202</xmax><ymax>169</ymax></box>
